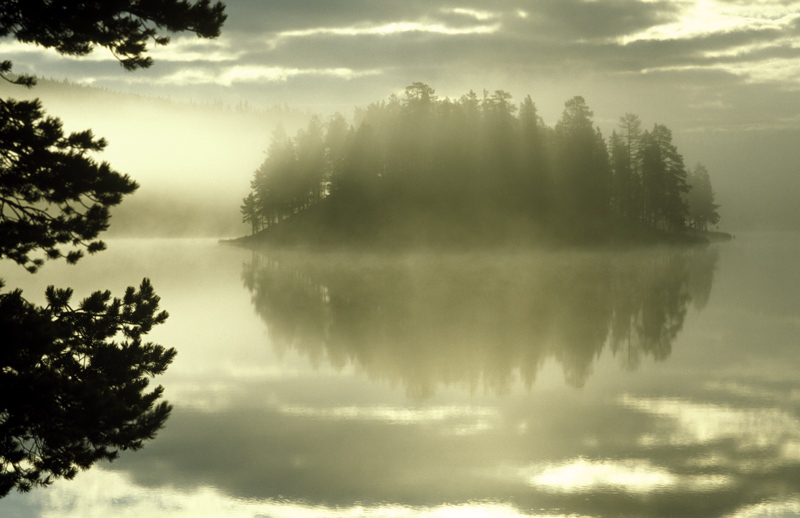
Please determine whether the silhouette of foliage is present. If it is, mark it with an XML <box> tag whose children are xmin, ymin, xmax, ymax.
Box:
<box><xmin>0</xmin><ymin>0</ymin><xmax>226</xmax><ymax>497</ymax></box>
<box><xmin>1</xmin><ymin>0</ymin><xmax>227</xmax><ymax>271</ymax></box>
<box><xmin>0</xmin><ymin>98</ymin><xmax>137</xmax><ymax>272</ymax></box>
<box><xmin>0</xmin><ymin>279</ymin><xmax>173</xmax><ymax>497</ymax></box>
<box><xmin>686</xmin><ymin>163</ymin><xmax>721</xmax><ymax>231</ymax></box>
<box><xmin>0</xmin><ymin>0</ymin><xmax>225</xmax><ymax>71</ymax></box>
<box><xmin>242</xmin><ymin>84</ymin><xmax>720</xmax><ymax>247</ymax></box>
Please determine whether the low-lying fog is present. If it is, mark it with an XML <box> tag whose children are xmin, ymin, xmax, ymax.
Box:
<box><xmin>2</xmin><ymin>78</ymin><xmax>798</xmax><ymax>238</ymax></box>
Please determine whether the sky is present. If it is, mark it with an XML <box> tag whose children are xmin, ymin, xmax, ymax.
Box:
<box><xmin>2</xmin><ymin>0</ymin><xmax>800</xmax><ymax>230</ymax></box>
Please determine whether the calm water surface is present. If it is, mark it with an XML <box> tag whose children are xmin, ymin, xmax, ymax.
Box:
<box><xmin>1</xmin><ymin>232</ymin><xmax>799</xmax><ymax>518</ymax></box>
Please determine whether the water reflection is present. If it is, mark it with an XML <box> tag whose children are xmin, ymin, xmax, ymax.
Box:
<box><xmin>8</xmin><ymin>237</ymin><xmax>796</xmax><ymax>518</ymax></box>
<box><xmin>81</xmin><ymin>375</ymin><xmax>800</xmax><ymax>517</ymax></box>
<box><xmin>242</xmin><ymin>247</ymin><xmax>719</xmax><ymax>394</ymax></box>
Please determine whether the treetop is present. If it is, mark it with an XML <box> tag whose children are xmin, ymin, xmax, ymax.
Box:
<box><xmin>0</xmin><ymin>0</ymin><xmax>226</xmax><ymax>71</ymax></box>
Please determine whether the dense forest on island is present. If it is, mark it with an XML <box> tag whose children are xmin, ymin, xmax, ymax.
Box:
<box><xmin>240</xmin><ymin>83</ymin><xmax>721</xmax><ymax>248</ymax></box>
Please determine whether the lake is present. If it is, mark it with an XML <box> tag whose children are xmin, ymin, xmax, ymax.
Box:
<box><xmin>1</xmin><ymin>232</ymin><xmax>799</xmax><ymax>518</ymax></box>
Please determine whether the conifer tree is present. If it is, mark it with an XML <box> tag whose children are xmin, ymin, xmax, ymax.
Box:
<box><xmin>0</xmin><ymin>0</ymin><xmax>226</xmax><ymax>497</ymax></box>
<box><xmin>686</xmin><ymin>163</ymin><xmax>720</xmax><ymax>231</ymax></box>
<box><xmin>240</xmin><ymin>192</ymin><xmax>260</xmax><ymax>234</ymax></box>
<box><xmin>241</xmin><ymin>84</ymin><xmax>714</xmax><ymax>246</ymax></box>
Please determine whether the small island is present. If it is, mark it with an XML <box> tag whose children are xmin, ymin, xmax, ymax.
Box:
<box><xmin>234</xmin><ymin>83</ymin><xmax>726</xmax><ymax>250</ymax></box>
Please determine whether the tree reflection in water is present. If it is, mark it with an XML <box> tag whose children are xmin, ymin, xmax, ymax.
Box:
<box><xmin>242</xmin><ymin>247</ymin><xmax>718</xmax><ymax>396</ymax></box>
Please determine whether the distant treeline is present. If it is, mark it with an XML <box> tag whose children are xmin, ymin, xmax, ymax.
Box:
<box><xmin>241</xmin><ymin>83</ymin><xmax>720</xmax><ymax>245</ymax></box>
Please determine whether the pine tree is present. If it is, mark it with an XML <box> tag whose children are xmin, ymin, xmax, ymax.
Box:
<box><xmin>686</xmin><ymin>163</ymin><xmax>720</xmax><ymax>231</ymax></box>
<box><xmin>0</xmin><ymin>0</ymin><xmax>226</xmax><ymax>497</ymax></box>
<box><xmin>240</xmin><ymin>192</ymin><xmax>260</xmax><ymax>234</ymax></box>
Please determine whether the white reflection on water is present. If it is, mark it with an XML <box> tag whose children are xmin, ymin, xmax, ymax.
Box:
<box><xmin>278</xmin><ymin>404</ymin><xmax>497</xmax><ymax>422</ymax></box>
<box><xmin>277</xmin><ymin>404</ymin><xmax>499</xmax><ymax>435</ymax></box>
<box><xmin>522</xmin><ymin>457</ymin><xmax>731</xmax><ymax>493</ymax></box>
<box><xmin>620</xmin><ymin>395</ymin><xmax>800</xmax><ymax>449</ymax></box>
<box><xmin>4</xmin><ymin>235</ymin><xmax>800</xmax><ymax>517</ymax></box>
<box><xmin>705</xmin><ymin>381</ymin><xmax>800</xmax><ymax>403</ymax></box>
<box><xmin>726</xmin><ymin>498</ymin><xmax>800</xmax><ymax>518</ymax></box>
<box><xmin>35</xmin><ymin>469</ymin><xmax>580</xmax><ymax>518</ymax></box>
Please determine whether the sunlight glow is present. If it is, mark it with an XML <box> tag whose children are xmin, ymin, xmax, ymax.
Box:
<box><xmin>220</xmin><ymin>66</ymin><xmax>382</xmax><ymax>84</ymax></box>
<box><xmin>34</xmin><ymin>468</ymin><xmax>576</xmax><ymax>518</ymax></box>
<box><xmin>620</xmin><ymin>395</ymin><xmax>800</xmax><ymax>450</ymax></box>
<box><xmin>277</xmin><ymin>404</ymin><xmax>497</xmax><ymax>425</ymax></box>
<box><xmin>441</xmin><ymin>8</ymin><xmax>498</xmax><ymax>21</ymax></box>
<box><xmin>522</xmin><ymin>458</ymin><xmax>730</xmax><ymax>493</ymax></box>
<box><xmin>0</xmin><ymin>40</ymin><xmax>113</xmax><ymax>63</ymax></box>
<box><xmin>143</xmin><ymin>65</ymin><xmax>382</xmax><ymax>86</ymax></box>
<box><xmin>148</xmin><ymin>36</ymin><xmax>241</xmax><ymax>63</ymax></box>
<box><xmin>700</xmin><ymin>37</ymin><xmax>797</xmax><ymax>60</ymax></box>
<box><xmin>269</xmin><ymin>19</ymin><xmax>501</xmax><ymax>48</ymax></box>
<box><xmin>618</xmin><ymin>0</ymin><xmax>800</xmax><ymax>44</ymax></box>
<box><xmin>616</xmin><ymin>0</ymin><xmax>800</xmax><ymax>87</ymax></box>
<box><xmin>706</xmin><ymin>380</ymin><xmax>800</xmax><ymax>402</ymax></box>
<box><xmin>722</xmin><ymin>57</ymin><xmax>800</xmax><ymax>86</ymax></box>
<box><xmin>0</xmin><ymin>40</ymin><xmax>52</xmax><ymax>54</ymax></box>
<box><xmin>726</xmin><ymin>498</ymin><xmax>800</xmax><ymax>518</ymax></box>
<box><xmin>528</xmin><ymin>458</ymin><xmax>675</xmax><ymax>492</ymax></box>
<box><xmin>639</xmin><ymin>56</ymin><xmax>800</xmax><ymax>89</ymax></box>
<box><xmin>0</xmin><ymin>36</ymin><xmax>240</xmax><ymax>64</ymax></box>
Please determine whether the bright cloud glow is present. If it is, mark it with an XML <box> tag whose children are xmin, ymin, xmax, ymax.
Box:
<box><xmin>0</xmin><ymin>36</ymin><xmax>240</xmax><ymax>65</ymax></box>
<box><xmin>705</xmin><ymin>380</ymin><xmax>800</xmax><ymax>402</ymax></box>
<box><xmin>523</xmin><ymin>458</ymin><xmax>730</xmax><ymax>493</ymax></box>
<box><xmin>639</xmin><ymin>56</ymin><xmax>800</xmax><ymax>90</ymax></box>
<box><xmin>442</xmin><ymin>8</ymin><xmax>498</xmax><ymax>21</ymax></box>
<box><xmin>137</xmin><ymin>65</ymin><xmax>382</xmax><ymax>86</ymax></box>
<box><xmin>620</xmin><ymin>395</ymin><xmax>800</xmax><ymax>449</ymax></box>
<box><xmin>725</xmin><ymin>497</ymin><xmax>800</xmax><ymax>518</ymax></box>
<box><xmin>617</xmin><ymin>0</ymin><xmax>800</xmax><ymax>86</ymax></box>
<box><xmin>722</xmin><ymin>57</ymin><xmax>800</xmax><ymax>86</ymax></box>
<box><xmin>619</xmin><ymin>0</ymin><xmax>800</xmax><ymax>44</ymax></box>
<box><xmin>0</xmin><ymin>40</ymin><xmax>114</xmax><ymax>63</ymax></box>
<box><xmin>148</xmin><ymin>36</ymin><xmax>241</xmax><ymax>63</ymax></box>
<box><xmin>31</xmin><ymin>468</ymin><xmax>568</xmax><ymax>518</ymax></box>
<box><xmin>528</xmin><ymin>458</ymin><xmax>675</xmax><ymax>492</ymax></box>
<box><xmin>701</xmin><ymin>37</ymin><xmax>798</xmax><ymax>60</ymax></box>
<box><xmin>220</xmin><ymin>66</ymin><xmax>382</xmax><ymax>84</ymax></box>
<box><xmin>269</xmin><ymin>19</ymin><xmax>501</xmax><ymax>48</ymax></box>
<box><xmin>278</xmin><ymin>404</ymin><xmax>497</xmax><ymax>425</ymax></box>
<box><xmin>0</xmin><ymin>40</ymin><xmax>52</xmax><ymax>55</ymax></box>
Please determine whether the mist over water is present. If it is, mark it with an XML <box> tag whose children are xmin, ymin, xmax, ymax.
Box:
<box><xmin>1</xmin><ymin>74</ymin><xmax>796</xmax><ymax>518</ymax></box>
<box><xmin>242</xmin><ymin>247</ymin><xmax>718</xmax><ymax>394</ymax></box>
<box><xmin>3</xmin><ymin>234</ymin><xmax>800</xmax><ymax>517</ymax></box>
<box><xmin>0</xmin><ymin>79</ymin><xmax>312</xmax><ymax>238</ymax></box>
<box><xmin>4</xmin><ymin>0</ymin><xmax>800</xmax><ymax>516</ymax></box>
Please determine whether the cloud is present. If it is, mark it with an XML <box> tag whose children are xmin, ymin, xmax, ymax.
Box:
<box><xmin>620</xmin><ymin>394</ymin><xmax>800</xmax><ymax>451</ymax></box>
<box><xmin>145</xmin><ymin>65</ymin><xmax>383</xmax><ymax>87</ymax></box>
<box><xmin>6</xmin><ymin>0</ymin><xmax>800</xmax><ymax>105</ymax></box>
<box><xmin>523</xmin><ymin>457</ymin><xmax>731</xmax><ymax>493</ymax></box>
<box><xmin>148</xmin><ymin>36</ymin><xmax>242</xmax><ymax>63</ymax></box>
<box><xmin>441</xmin><ymin>7</ymin><xmax>500</xmax><ymax>22</ymax></box>
<box><xmin>2</xmin><ymin>0</ymin><xmax>799</xmax><ymax>228</ymax></box>
<box><xmin>35</xmin><ymin>469</ymin><xmax>539</xmax><ymax>518</ymax></box>
<box><xmin>267</xmin><ymin>19</ymin><xmax>502</xmax><ymax>49</ymax></box>
<box><xmin>619</xmin><ymin>0</ymin><xmax>800</xmax><ymax>44</ymax></box>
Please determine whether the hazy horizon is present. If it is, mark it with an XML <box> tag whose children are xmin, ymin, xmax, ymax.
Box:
<box><xmin>4</xmin><ymin>3</ymin><xmax>800</xmax><ymax>515</ymax></box>
<box><xmin>2</xmin><ymin>0</ymin><xmax>799</xmax><ymax>234</ymax></box>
